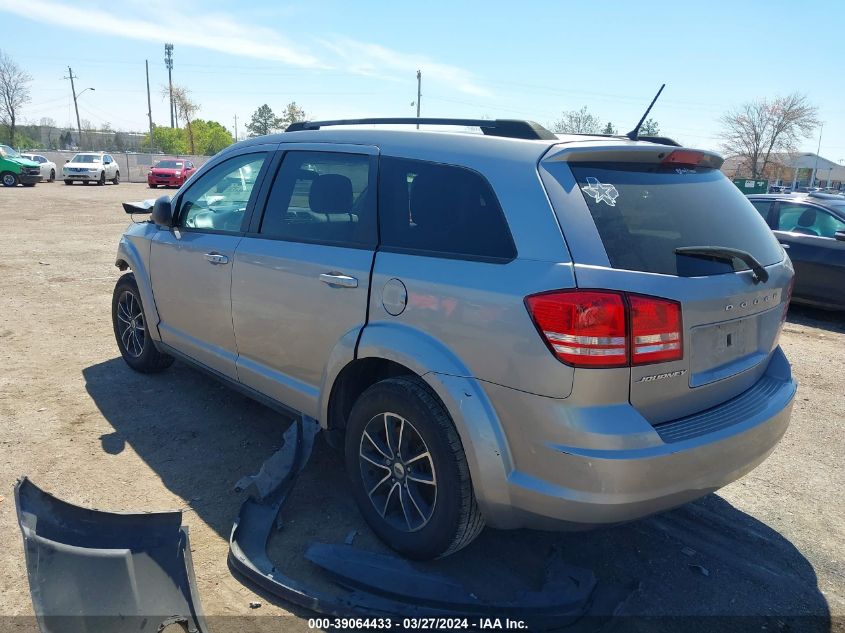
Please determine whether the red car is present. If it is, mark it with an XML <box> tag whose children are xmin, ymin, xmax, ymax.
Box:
<box><xmin>147</xmin><ymin>159</ymin><xmax>196</xmax><ymax>188</ymax></box>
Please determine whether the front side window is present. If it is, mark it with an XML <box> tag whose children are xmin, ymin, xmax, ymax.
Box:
<box><xmin>378</xmin><ymin>157</ymin><xmax>515</xmax><ymax>261</ymax></box>
<box><xmin>259</xmin><ymin>151</ymin><xmax>375</xmax><ymax>247</ymax></box>
<box><xmin>777</xmin><ymin>203</ymin><xmax>845</xmax><ymax>238</ymax></box>
<box><xmin>179</xmin><ymin>153</ymin><xmax>267</xmax><ymax>233</ymax></box>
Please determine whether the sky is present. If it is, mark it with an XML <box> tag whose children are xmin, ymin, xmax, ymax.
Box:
<box><xmin>1</xmin><ymin>0</ymin><xmax>843</xmax><ymax>159</ymax></box>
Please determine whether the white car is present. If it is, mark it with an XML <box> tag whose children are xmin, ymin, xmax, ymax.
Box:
<box><xmin>62</xmin><ymin>152</ymin><xmax>120</xmax><ymax>186</ymax></box>
<box><xmin>21</xmin><ymin>154</ymin><xmax>57</xmax><ymax>182</ymax></box>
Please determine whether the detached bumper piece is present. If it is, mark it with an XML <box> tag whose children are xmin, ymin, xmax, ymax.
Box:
<box><xmin>15</xmin><ymin>477</ymin><xmax>209</xmax><ymax>633</ymax></box>
<box><xmin>228</xmin><ymin>417</ymin><xmax>597</xmax><ymax>629</ymax></box>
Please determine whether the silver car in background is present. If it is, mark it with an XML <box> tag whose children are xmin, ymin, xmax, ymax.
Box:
<box><xmin>21</xmin><ymin>154</ymin><xmax>57</xmax><ymax>182</ymax></box>
<box><xmin>112</xmin><ymin>119</ymin><xmax>796</xmax><ymax>560</ymax></box>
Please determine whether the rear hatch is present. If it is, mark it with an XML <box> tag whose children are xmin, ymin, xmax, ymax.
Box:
<box><xmin>538</xmin><ymin>144</ymin><xmax>793</xmax><ymax>424</ymax></box>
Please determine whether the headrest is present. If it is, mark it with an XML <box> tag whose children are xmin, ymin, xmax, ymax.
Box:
<box><xmin>309</xmin><ymin>174</ymin><xmax>353</xmax><ymax>213</ymax></box>
<box><xmin>797</xmin><ymin>208</ymin><xmax>817</xmax><ymax>227</ymax></box>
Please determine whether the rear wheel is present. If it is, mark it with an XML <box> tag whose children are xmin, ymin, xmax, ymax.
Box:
<box><xmin>345</xmin><ymin>376</ymin><xmax>484</xmax><ymax>560</ymax></box>
<box><xmin>112</xmin><ymin>273</ymin><xmax>174</xmax><ymax>373</ymax></box>
<box><xmin>112</xmin><ymin>171</ymin><xmax>120</xmax><ymax>185</ymax></box>
<box><xmin>1</xmin><ymin>172</ymin><xmax>18</xmax><ymax>187</ymax></box>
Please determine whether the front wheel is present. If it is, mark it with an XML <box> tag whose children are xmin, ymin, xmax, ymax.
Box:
<box><xmin>97</xmin><ymin>171</ymin><xmax>105</xmax><ymax>186</ymax></box>
<box><xmin>112</xmin><ymin>273</ymin><xmax>174</xmax><ymax>373</ymax></box>
<box><xmin>148</xmin><ymin>183</ymin><xmax>157</xmax><ymax>189</ymax></box>
<box><xmin>112</xmin><ymin>171</ymin><xmax>120</xmax><ymax>185</ymax></box>
<box><xmin>345</xmin><ymin>376</ymin><xmax>484</xmax><ymax>560</ymax></box>
<box><xmin>64</xmin><ymin>179</ymin><xmax>72</xmax><ymax>185</ymax></box>
<box><xmin>1</xmin><ymin>172</ymin><xmax>18</xmax><ymax>187</ymax></box>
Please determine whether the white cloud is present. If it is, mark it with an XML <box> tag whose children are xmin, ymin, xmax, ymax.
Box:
<box><xmin>0</xmin><ymin>0</ymin><xmax>324</xmax><ymax>68</ymax></box>
<box><xmin>0</xmin><ymin>0</ymin><xmax>491</xmax><ymax>97</ymax></box>
<box><xmin>320</xmin><ymin>38</ymin><xmax>492</xmax><ymax>97</ymax></box>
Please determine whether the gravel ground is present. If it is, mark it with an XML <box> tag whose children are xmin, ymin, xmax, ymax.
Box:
<box><xmin>0</xmin><ymin>182</ymin><xmax>842</xmax><ymax>631</ymax></box>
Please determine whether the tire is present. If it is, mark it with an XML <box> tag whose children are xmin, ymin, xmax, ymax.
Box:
<box><xmin>1</xmin><ymin>171</ymin><xmax>18</xmax><ymax>187</ymax></box>
<box><xmin>148</xmin><ymin>183</ymin><xmax>157</xmax><ymax>189</ymax></box>
<box><xmin>112</xmin><ymin>273</ymin><xmax>174</xmax><ymax>373</ymax></box>
<box><xmin>97</xmin><ymin>171</ymin><xmax>105</xmax><ymax>186</ymax></box>
<box><xmin>64</xmin><ymin>180</ymin><xmax>72</xmax><ymax>185</ymax></box>
<box><xmin>345</xmin><ymin>376</ymin><xmax>484</xmax><ymax>560</ymax></box>
<box><xmin>112</xmin><ymin>171</ymin><xmax>120</xmax><ymax>185</ymax></box>
<box><xmin>49</xmin><ymin>169</ymin><xmax>55</xmax><ymax>182</ymax></box>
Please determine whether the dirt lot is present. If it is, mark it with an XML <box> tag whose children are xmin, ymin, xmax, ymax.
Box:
<box><xmin>0</xmin><ymin>182</ymin><xmax>843</xmax><ymax>631</ymax></box>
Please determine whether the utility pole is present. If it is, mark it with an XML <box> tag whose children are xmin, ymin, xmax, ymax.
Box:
<box><xmin>416</xmin><ymin>70</ymin><xmax>421</xmax><ymax>129</ymax></box>
<box><xmin>145</xmin><ymin>60</ymin><xmax>154</xmax><ymax>151</ymax></box>
<box><xmin>64</xmin><ymin>67</ymin><xmax>82</xmax><ymax>148</ymax></box>
<box><xmin>234</xmin><ymin>114</ymin><xmax>238</xmax><ymax>142</ymax></box>
<box><xmin>164</xmin><ymin>43</ymin><xmax>174</xmax><ymax>127</ymax></box>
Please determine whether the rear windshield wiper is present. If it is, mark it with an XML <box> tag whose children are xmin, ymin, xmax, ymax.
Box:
<box><xmin>674</xmin><ymin>246</ymin><xmax>769</xmax><ymax>284</ymax></box>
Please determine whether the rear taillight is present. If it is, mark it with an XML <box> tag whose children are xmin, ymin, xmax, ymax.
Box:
<box><xmin>525</xmin><ymin>291</ymin><xmax>627</xmax><ymax>367</ymax></box>
<box><xmin>629</xmin><ymin>295</ymin><xmax>682</xmax><ymax>364</ymax></box>
<box><xmin>525</xmin><ymin>290</ymin><xmax>683</xmax><ymax>368</ymax></box>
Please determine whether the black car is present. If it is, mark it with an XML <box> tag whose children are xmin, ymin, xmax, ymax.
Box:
<box><xmin>747</xmin><ymin>192</ymin><xmax>845</xmax><ymax>310</ymax></box>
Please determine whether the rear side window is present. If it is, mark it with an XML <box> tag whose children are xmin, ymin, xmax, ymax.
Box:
<box><xmin>567</xmin><ymin>163</ymin><xmax>784</xmax><ymax>276</ymax></box>
<box><xmin>260</xmin><ymin>151</ymin><xmax>375</xmax><ymax>247</ymax></box>
<box><xmin>378</xmin><ymin>157</ymin><xmax>515</xmax><ymax>261</ymax></box>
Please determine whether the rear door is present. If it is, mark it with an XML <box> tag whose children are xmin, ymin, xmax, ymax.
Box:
<box><xmin>773</xmin><ymin>200</ymin><xmax>845</xmax><ymax>307</ymax></box>
<box><xmin>540</xmin><ymin>147</ymin><xmax>793</xmax><ymax>424</ymax></box>
<box><xmin>231</xmin><ymin>144</ymin><xmax>378</xmax><ymax>418</ymax></box>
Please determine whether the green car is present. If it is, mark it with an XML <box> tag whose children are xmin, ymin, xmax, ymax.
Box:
<box><xmin>0</xmin><ymin>144</ymin><xmax>41</xmax><ymax>187</ymax></box>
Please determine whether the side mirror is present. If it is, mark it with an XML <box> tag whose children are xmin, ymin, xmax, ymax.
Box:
<box><xmin>65</xmin><ymin>159</ymin><xmax>69</xmax><ymax>163</ymax></box>
<box><xmin>835</xmin><ymin>230</ymin><xmax>845</xmax><ymax>242</ymax></box>
<box><xmin>151</xmin><ymin>196</ymin><xmax>174</xmax><ymax>228</ymax></box>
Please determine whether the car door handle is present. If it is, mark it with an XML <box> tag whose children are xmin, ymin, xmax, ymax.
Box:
<box><xmin>779</xmin><ymin>243</ymin><xmax>790</xmax><ymax>249</ymax></box>
<box><xmin>204</xmin><ymin>252</ymin><xmax>229</xmax><ymax>265</ymax></box>
<box><xmin>319</xmin><ymin>273</ymin><xmax>358</xmax><ymax>288</ymax></box>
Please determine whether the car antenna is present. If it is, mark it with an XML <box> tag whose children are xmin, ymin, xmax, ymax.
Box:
<box><xmin>626</xmin><ymin>84</ymin><xmax>665</xmax><ymax>141</ymax></box>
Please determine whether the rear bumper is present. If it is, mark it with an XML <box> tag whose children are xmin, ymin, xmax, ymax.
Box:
<box><xmin>468</xmin><ymin>347</ymin><xmax>796</xmax><ymax>530</ymax></box>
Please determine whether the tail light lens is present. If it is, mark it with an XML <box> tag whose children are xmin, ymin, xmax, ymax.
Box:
<box><xmin>525</xmin><ymin>290</ymin><xmax>683</xmax><ymax>368</ymax></box>
<box><xmin>629</xmin><ymin>295</ymin><xmax>682</xmax><ymax>364</ymax></box>
<box><xmin>524</xmin><ymin>291</ymin><xmax>627</xmax><ymax>367</ymax></box>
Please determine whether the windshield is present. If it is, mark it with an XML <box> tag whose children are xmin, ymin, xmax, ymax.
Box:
<box><xmin>155</xmin><ymin>160</ymin><xmax>184</xmax><ymax>169</ymax></box>
<box><xmin>563</xmin><ymin>162</ymin><xmax>785</xmax><ymax>276</ymax></box>
<box><xmin>0</xmin><ymin>145</ymin><xmax>21</xmax><ymax>159</ymax></box>
<box><xmin>72</xmin><ymin>154</ymin><xmax>102</xmax><ymax>164</ymax></box>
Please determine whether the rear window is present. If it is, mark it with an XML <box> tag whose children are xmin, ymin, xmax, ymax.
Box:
<box><xmin>567</xmin><ymin>163</ymin><xmax>784</xmax><ymax>276</ymax></box>
<box><xmin>378</xmin><ymin>157</ymin><xmax>516</xmax><ymax>262</ymax></box>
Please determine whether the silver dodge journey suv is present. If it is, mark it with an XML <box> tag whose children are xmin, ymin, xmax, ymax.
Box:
<box><xmin>113</xmin><ymin>118</ymin><xmax>797</xmax><ymax>560</ymax></box>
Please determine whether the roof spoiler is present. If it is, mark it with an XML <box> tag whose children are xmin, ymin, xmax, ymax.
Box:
<box><xmin>286</xmin><ymin>118</ymin><xmax>559</xmax><ymax>141</ymax></box>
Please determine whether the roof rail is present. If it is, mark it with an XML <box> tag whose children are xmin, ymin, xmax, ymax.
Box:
<box><xmin>285</xmin><ymin>118</ymin><xmax>558</xmax><ymax>141</ymax></box>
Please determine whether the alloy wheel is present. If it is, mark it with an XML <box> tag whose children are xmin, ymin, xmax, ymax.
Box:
<box><xmin>359</xmin><ymin>412</ymin><xmax>437</xmax><ymax>532</ymax></box>
<box><xmin>116</xmin><ymin>291</ymin><xmax>145</xmax><ymax>358</ymax></box>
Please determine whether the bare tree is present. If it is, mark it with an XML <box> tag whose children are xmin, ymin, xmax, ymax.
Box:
<box><xmin>165</xmin><ymin>85</ymin><xmax>200</xmax><ymax>154</ymax></box>
<box><xmin>279</xmin><ymin>101</ymin><xmax>307</xmax><ymax>129</ymax></box>
<box><xmin>719</xmin><ymin>93</ymin><xmax>819</xmax><ymax>178</ymax></box>
<box><xmin>0</xmin><ymin>50</ymin><xmax>32</xmax><ymax>146</ymax></box>
<box><xmin>552</xmin><ymin>106</ymin><xmax>601</xmax><ymax>134</ymax></box>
